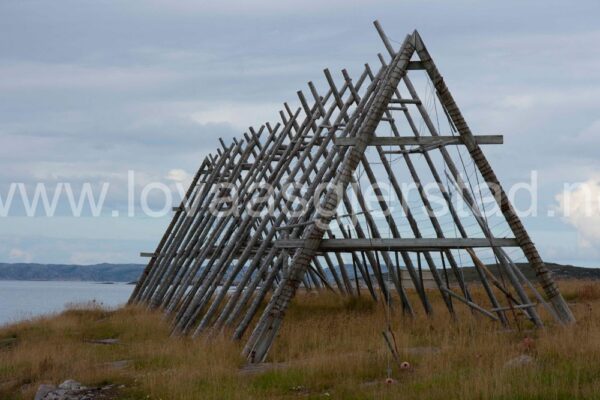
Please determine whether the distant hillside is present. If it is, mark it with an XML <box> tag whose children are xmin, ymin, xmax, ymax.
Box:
<box><xmin>334</xmin><ymin>262</ymin><xmax>600</xmax><ymax>284</ymax></box>
<box><xmin>545</xmin><ymin>263</ymin><xmax>600</xmax><ymax>280</ymax></box>
<box><xmin>448</xmin><ymin>262</ymin><xmax>600</xmax><ymax>282</ymax></box>
<box><xmin>0</xmin><ymin>261</ymin><xmax>598</xmax><ymax>284</ymax></box>
<box><xmin>0</xmin><ymin>263</ymin><xmax>145</xmax><ymax>282</ymax></box>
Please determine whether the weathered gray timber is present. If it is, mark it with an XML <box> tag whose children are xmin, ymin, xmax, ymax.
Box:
<box><xmin>333</xmin><ymin>135</ymin><xmax>503</xmax><ymax>147</ymax></box>
<box><xmin>275</xmin><ymin>238</ymin><xmax>521</xmax><ymax>251</ymax></box>
<box><xmin>130</xmin><ymin>21</ymin><xmax>574</xmax><ymax>364</ymax></box>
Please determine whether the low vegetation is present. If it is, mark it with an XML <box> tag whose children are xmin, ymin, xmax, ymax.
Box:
<box><xmin>1</xmin><ymin>280</ymin><xmax>600</xmax><ymax>399</ymax></box>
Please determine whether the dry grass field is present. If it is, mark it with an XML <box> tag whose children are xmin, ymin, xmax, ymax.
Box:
<box><xmin>1</xmin><ymin>280</ymin><xmax>600</xmax><ymax>399</ymax></box>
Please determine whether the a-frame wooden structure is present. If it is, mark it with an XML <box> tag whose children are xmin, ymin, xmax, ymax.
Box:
<box><xmin>130</xmin><ymin>22</ymin><xmax>574</xmax><ymax>364</ymax></box>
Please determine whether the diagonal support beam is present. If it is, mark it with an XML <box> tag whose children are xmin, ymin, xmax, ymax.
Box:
<box><xmin>244</xmin><ymin>34</ymin><xmax>417</xmax><ymax>364</ymax></box>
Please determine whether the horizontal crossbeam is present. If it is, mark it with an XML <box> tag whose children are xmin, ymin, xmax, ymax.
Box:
<box><xmin>275</xmin><ymin>238</ymin><xmax>519</xmax><ymax>251</ymax></box>
<box><xmin>406</xmin><ymin>61</ymin><xmax>425</xmax><ymax>70</ymax></box>
<box><xmin>334</xmin><ymin>135</ymin><xmax>503</xmax><ymax>147</ymax></box>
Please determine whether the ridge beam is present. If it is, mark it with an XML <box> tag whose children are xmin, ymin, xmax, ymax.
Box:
<box><xmin>275</xmin><ymin>238</ymin><xmax>519</xmax><ymax>251</ymax></box>
<box><xmin>334</xmin><ymin>135</ymin><xmax>503</xmax><ymax>147</ymax></box>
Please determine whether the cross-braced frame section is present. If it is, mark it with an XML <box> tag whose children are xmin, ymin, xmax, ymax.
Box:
<box><xmin>130</xmin><ymin>21</ymin><xmax>574</xmax><ymax>364</ymax></box>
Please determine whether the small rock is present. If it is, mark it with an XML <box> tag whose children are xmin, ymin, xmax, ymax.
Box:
<box><xmin>34</xmin><ymin>379</ymin><xmax>119</xmax><ymax>399</ymax></box>
<box><xmin>34</xmin><ymin>384</ymin><xmax>56</xmax><ymax>400</ymax></box>
<box><xmin>58</xmin><ymin>379</ymin><xmax>83</xmax><ymax>390</ymax></box>
<box><xmin>504</xmin><ymin>354</ymin><xmax>534</xmax><ymax>368</ymax></box>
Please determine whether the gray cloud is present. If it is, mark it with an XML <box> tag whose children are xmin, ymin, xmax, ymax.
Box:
<box><xmin>1</xmin><ymin>0</ymin><xmax>599</xmax><ymax>264</ymax></box>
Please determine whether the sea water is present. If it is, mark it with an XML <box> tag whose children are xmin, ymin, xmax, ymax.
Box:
<box><xmin>0</xmin><ymin>280</ymin><xmax>133</xmax><ymax>326</ymax></box>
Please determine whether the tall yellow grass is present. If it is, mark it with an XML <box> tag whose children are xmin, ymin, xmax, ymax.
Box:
<box><xmin>1</xmin><ymin>280</ymin><xmax>600</xmax><ymax>399</ymax></box>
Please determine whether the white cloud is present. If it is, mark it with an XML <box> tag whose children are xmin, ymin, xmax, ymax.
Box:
<box><xmin>9</xmin><ymin>248</ymin><xmax>33</xmax><ymax>262</ymax></box>
<box><xmin>189</xmin><ymin>102</ymin><xmax>281</xmax><ymax>130</ymax></box>
<box><xmin>166</xmin><ymin>169</ymin><xmax>189</xmax><ymax>183</ymax></box>
<box><xmin>555</xmin><ymin>178</ymin><xmax>600</xmax><ymax>249</ymax></box>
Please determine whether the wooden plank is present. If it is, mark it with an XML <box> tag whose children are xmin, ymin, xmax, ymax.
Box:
<box><xmin>390</xmin><ymin>98</ymin><xmax>421</xmax><ymax>104</ymax></box>
<box><xmin>440</xmin><ymin>286</ymin><xmax>499</xmax><ymax>321</ymax></box>
<box><xmin>275</xmin><ymin>238</ymin><xmax>519</xmax><ymax>251</ymax></box>
<box><xmin>407</xmin><ymin>60</ymin><xmax>425</xmax><ymax>70</ymax></box>
<box><xmin>491</xmin><ymin>303</ymin><xmax>536</xmax><ymax>312</ymax></box>
<box><xmin>334</xmin><ymin>135</ymin><xmax>503</xmax><ymax>147</ymax></box>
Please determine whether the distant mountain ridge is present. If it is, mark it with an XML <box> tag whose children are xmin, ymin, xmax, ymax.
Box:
<box><xmin>0</xmin><ymin>262</ymin><xmax>598</xmax><ymax>283</ymax></box>
<box><xmin>0</xmin><ymin>263</ymin><xmax>145</xmax><ymax>282</ymax></box>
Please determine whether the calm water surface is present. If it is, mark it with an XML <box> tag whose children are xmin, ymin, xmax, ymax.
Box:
<box><xmin>0</xmin><ymin>281</ymin><xmax>133</xmax><ymax>326</ymax></box>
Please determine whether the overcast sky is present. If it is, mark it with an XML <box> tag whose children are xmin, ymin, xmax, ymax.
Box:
<box><xmin>1</xmin><ymin>0</ymin><xmax>599</xmax><ymax>266</ymax></box>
